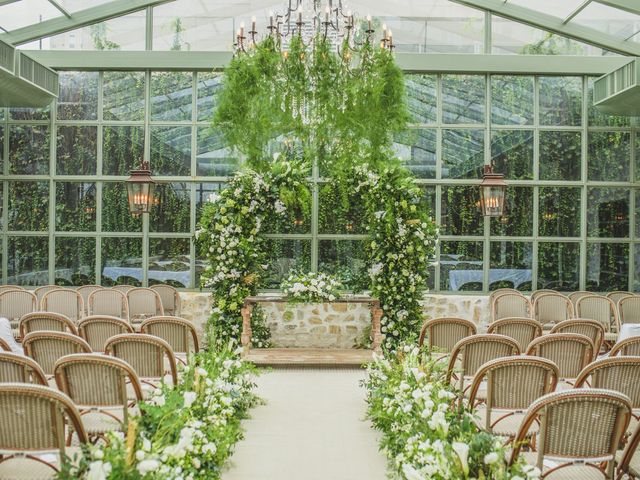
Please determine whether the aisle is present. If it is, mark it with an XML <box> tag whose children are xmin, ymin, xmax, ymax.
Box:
<box><xmin>222</xmin><ymin>368</ymin><xmax>388</xmax><ymax>480</ymax></box>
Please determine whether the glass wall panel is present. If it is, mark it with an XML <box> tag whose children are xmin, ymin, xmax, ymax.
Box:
<box><xmin>539</xmin><ymin>77</ymin><xmax>582</xmax><ymax>126</ymax></box>
<box><xmin>490</xmin><ymin>129</ymin><xmax>533</xmax><ymax>180</ymax></box>
<box><xmin>405</xmin><ymin>74</ymin><xmax>437</xmax><ymax>124</ymax></box>
<box><xmin>195</xmin><ymin>182</ymin><xmax>226</xmax><ymax>222</ymax></box>
<box><xmin>56</xmin><ymin>126</ymin><xmax>97</xmax><ymax>175</ymax></box>
<box><xmin>10</xmin><ymin>106</ymin><xmax>50</xmax><ymax>121</ymax></box>
<box><xmin>318</xmin><ymin>240</ymin><xmax>368</xmax><ymax>291</ymax></box>
<box><xmin>150</xmin><ymin>126</ymin><xmax>191</xmax><ymax>176</ymax></box>
<box><xmin>9</xmin><ymin>125</ymin><xmax>50</xmax><ymax>174</ymax></box>
<box><xmin>440</xmin><ymin>241</ymin><xmax>484</xmax><ymax>291</ymax></box>
<box><xmin>0</xmin><ymin>125</ymin><xmax>4</xmax><ymax>173</ymax></box>
<box><xmin>8</xmin><ymin>181</ymin><xmax>48</xmax><ymax>231</ymax></box>
<box><xmin>539</xmin><ymin>187</ymin><xmax>581</xmax><ymax>237</ymax></box>
<box><xmin>102</xmin><ymin>183</ymin><xmax>142</xmax><ymax>232</ymax></box>
<box><xmin>264</xmin><ymin>239</ymin><xmax>312</xmax><ymax>288</ymax></box>
<box><xmin>490</xmin><ymin>187</ymin><xmax>533</xmax><ymax>236</ymax></box>
<box><xmin>421</xmin><ymin>186</ymin><xmax>437</xmax><ymax>218</ymax></box>
<box><xmin>539</xmin><ymin>131</ymin><xmax>581</xmax><ymax>181</ymax></box>
<box><xmin>442</xmin><ymin>129</ymin><xmax>484</xmax><ymax>179</ymax></box>
<box><xmin>587</xmin><ymin>77</ymin><xmax>631</xmax><ymax>127</ymax></box>
<box><xmin>150</xmin><ymin>72</ymin><xmax>194</xmax><ymax>122</ymax></box>
<box><xmin>8</xmin><ymin>237</ymin><xmax>48</xmax><ymax>286</ymax></box>
<box><xmin>489</xmin><ymin>241</ymin><xmax>533</xmax><ymax>291</ymax></box>
<box><xmin>197</xmin><ymin>72</ymin><xmax>222</xmax><ymax>122</ymax></box>
<box><xmin>491</xmin><ymin>75</ymin><xmax>534</xmax><ymax>125</ymax></box>
<box><xmin>441</xmin><ymin>186</ymin><xmax>483</xmax><ymax>236</ymax></box>
<box><xmin>150</xmin><ymin>183</ymin><xmax>191</xmax><ymax>233</ymax></box>
<box><xmin>442</xmin><ymin>75</ymin><xmax>485</xmax><ymax>124</ymax></box>
<box><xmin>149</xmin><ymin>238</ymin><xmax>191</xmax><ymax>288</ymax></box>
<box><xmin>55</xmin><ymin>182</ymin><xmax>96</xmax><ymax>232</ymax></box>
<box><xmin>101</xmin><ymin>237</ymin><xmax>143</xmax><ymax>286</ymax></box>
<box><xmin>587</xmin><ymin>132</ymin><xmax>630</xmax><ymax>182</ymax></box>
<box><xmin>635</xmin><ymin>244</ymin><xmax>640</xmax><ymax>292</ymax></box>
<box><xmin>196</xmin><ymin>126</ymin><xmax>239</xmax><ymax>176</ymax></box>
<box><xmin>57</xmin><ymin>71</ymin><xmax>99</xmax><ymax>120</ymax></box>
<box><xmin>586</xmin><ymin>243</ymin><xmax>629</xmax><ymax>292</ymax></box>
<box><xmin>54</xmin><ymin>237</ymin><xmax>95</xmax><ymax>286</ymax></box>
<box><xmin>393</xmin><ymin>129</ymin><xmax>436</xmax><ymax>179</ymax></box>
<box><xmin>538</xmin><ymin>242</ymin><xmax>580</xmax><ymax>291</ymax></box>
<box><xmin>103</xmin><ymin>71</ymin><xmax>145</xmax><ymax>121</ymax></box>
<box><xmin>587</xmin><ymin>187</ymin><xmax>629</xmax><ymax>238</ymax></box>
<box><xmin>266</xmin><ymin>186</ymin><xmax>311</xmax><ymax>235</ymax></box>
<box><xmin>102</xmin><ymin>126</ymin><xmax>145</xmax><ymax>175</ymax></box>
<box><xmin>319</xmin><ymin>184</ymin><xmax>366</xmax><ymax>234</ymax></box>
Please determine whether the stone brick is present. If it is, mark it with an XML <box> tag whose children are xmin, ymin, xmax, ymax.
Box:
<box><xmin>310</xmin><ymin>326</ymin><xmax>326</xmax><ymax>334</ymax></box>
<box><xmin>328</xmin><ymin>325</ymin><xmax>341</xmax><ymax>334</ymax></box>
<box><xmin>308</xmin><ymin>317</ymin><xmax>322</xmax><ymax>325</ymax></box>
<box><xmin>332</xmin><ymin>303</ymin><xmax>347</xmax><ymax>312</ymax></box>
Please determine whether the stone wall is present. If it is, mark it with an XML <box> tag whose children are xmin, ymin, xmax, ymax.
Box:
<box><xmin>179</xmin><ymin>292</ymin><xmax>491</xmax><ymax>348</ymax></box>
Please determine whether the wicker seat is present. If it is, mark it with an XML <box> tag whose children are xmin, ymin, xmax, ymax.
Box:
<box><xmin>104</xmin><ymin>334</ymin><xmax>178</xmax><ymax>393</ymax></box>
<box><xmin>418</xmin><ymin>317</ymin><xmax>477</xmax><ymax>360</ymax></box>
<box><xmin>76</xmin><ymin>285</ymin><xmax>103</xmax><ymax>315</ymax></box>
<box><xmin>140</xmin><ymin>316</ymin><xmax>199</xmax><ymax>365</ymax></box>
<box><xmin>22</xmin><ymin>331</ymin><xmax>92</xmax><ymax>379</ymax></box>
<box><xmin>508</xmin><ymin>389</ymin><xmax>631</xmax><ymax>479</ymax></box>
<box><xmin>550</xmin><ymin>319</ymin><xmax>604</xmax><ymax>359</ymax></box>
<box><xmin>468</xmin><ymin>356</ymin><xmax>558</xmax><ymax>438</ymax></box>
<box><xmin>40</xmin><ymin>289</ymin><xmax>84</xmax><ymax>323</ymax></box>
<box><xmin>568</xmin><ymin>291</ymin><xmax>596</xmax><ymax>308</ymax></box>
<box><xmin>19</xmin><ymin>312</ymin><xmax>78</xmax><ymax>338</ymax></box>
<box><xmin>54</xmin><ymin>354</ymin><xmax>144</xmax><ymax>442</ymax></box>
<box><xmin>487</xmin><ymin>317</ymin><xmax>542</xmax><ymax>352</ymax></box>
<box><xmin>126</xmin><ymin>288</ymin><xmax>164</xmax><ymax>327</ymax></box>
<box><xmin>87</xmin><ymin>288</ymin><xmax>129</xmax><ymax>320</ymax></box>
<box><xmin>611</xmin><ymin>336</ymin><xmax>640</xmax><ymax>357</ymax></box>
<box><xmin>526</xmin><ymin>333</ymin><xmax>594</xmax><ymax>388</ymax></box>
<box><xmin>0</xmin><ymin>352</ymin><xmax>47</xmax><ymax>385</ymax></box>
<box><xmin>0</xmin><ymin>383</ymin><xmax>88</xmax><ymax>479</ymax></box>
<box><xmin>533</xmin><ymin>292</ymin><xmax>574</xmax><ymax>330</ymax></box>
<box><xmin>491</xmin><ymin>293</ymin><xmax>531</xmax><ymax>322</ymax></box>
<box><xmin>33</xmin><ymin>286</ymin><xmax>60</xmax><ymax>305</ymax></box>
<box><xmin>0</xmin><ymin>289</ymin><xmax>37</xmax><ymax>339</ymax></box>
<box><xmin>576</xmin><ymin>295</ymin><xmax>620</xmax><ymax>345</ymax></box>
<box><xmin>446</xmin><ymin>334</ymin><xmax>520</xmax><ymax>398</ymax></box>
<box><xmin>77</xmin><ymin>316</ymin><xmax>134</xmax><ymax>352</ymax></box>
<box><xmin>619</xmin><ymin>296</ymin><xmax>640</xmax><ymax>326</ymax></box>
<box><xmin>150</xmin><ymin>284</ymin><xmax>181</xmax><ymax>316</ymax></box>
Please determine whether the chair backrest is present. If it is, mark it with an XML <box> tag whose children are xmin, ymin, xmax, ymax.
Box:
<box><xmin>418</xmin><ymin>317</ymin><xmax>477</xmax><ymax>351</ymax></box>
<box><xmin>607</xmin><ymin>291</ymin><xmax>634</xmax><ymax>305</ymax></box>
<box><xmin>105</xmin><ymin>334</ymin><xmax>177</xmax><ymax>385</ymax></box>
<box><xmin>34</xmin><ymin>285</ymin><xmax>61</xmax><ymax>303</ymax></box>
<box><xmin>112</xmin><ymin>285</ymin><xmax>135</xmax><ymax>293</ymax></box>
<box><xmin>0</xmin><ymin>289</ymin><xmax>37</xmax><ymax>321</ymax></box>
<box><xmin>491</xmin><ymin>293</ymin><xmax>531</xmax><ymax>322</ymax></box>
<box><xmin>549</xmin><ymin>318</ymin><xmax>604</xmax><ymax>359</ymax></box>
<box><xmin>576</xmin><ymin>294</ymin><xmax>619</xmax><ymax>334</ymax></box>
<box><xmin>126</xmin><ymin>288</ymin><xmax>164</xmax><ymax>321</ymax></box>
<box><xmin>509</xmin><ymin>389</ymin><xmax>631</xmax><ymax>474</ymax></box>
<box><xmin>0</xmin><ymin>352</ymin><xmax>47</xmax><ymax>385</ymax></box>
<box><xmin>22</xmin><ymin>331</ymin><xmax>92</xmax><ymax>375</ymax></box>
<box><xmin>76</xmin><ymin>285</ymin><xmax>103</xmax><ymax>314</ymax></box>
<box><xmin>55</xmin><ymin>353</ymin><xmax>144</xmax><ymax>411</ymax></box>
<box><xmin>0</xmin><ymin>285</ymin><xmax>25</xmax><ymax>293</ymax></box>
<box><xmin>447</xmin><ymin>334</ymin><xmax>520</xmax><ymax>382</ymax></box>
<box><xmin>488</xmin><ymin>288</ymin><xmax>520</xmax><ymax>304</ymax></box>
<box><xmin>150</xmin><ymin>284</ymin><xmax>181</xmax><ymax>316</ymax></box>
<box><xmin>77</xmin><ymin>315</ymin><xmax>134</xmax><ymax>352</ymax></box>
<box><xmin>525</xmin><ymin>333</ymin><xmax>594</xmax><ymax>379</ymax></box>
<box><xmin>568</xmin><ymin>291</ymin><xmax>595</xmax><ymax>307</ymax></box>
<box><xmin>533</xmin><ymin>292</ymin><xmax>574</xmax><ymax>327</ymax></box>
<box><xmin>530</xmin><ymin>289</ymin><xmax>557</xmax><ymax>303</ymax></box>
<box><xmin>88</xmin><ymin>289</ymin><xmax>129</xmax><ymax>320</ymax></box>
<box><xmin>619</xmin><ymin>296</ymin><xmax>640</xmax><ymax>325</ymax></box>
<box><xmin>610</xmin><ymin>336</ymin><xmax>640</xmax><ymax>357</ymax></box>
<box><xmin>0</xmin><ymin>338</ymin><xmax>9</xmax><ymax>351</ymax></box>
<box><xmin>487</xmin><ymin>317</ymin><xmax>542</xmax><ymax>352</ymax></box>
<box><xmin>0</xmin><ymin>383</ymin><xmax>88</xmax><ymax>457</ymax></box>
<box><xmin>19</xmin><ymin>312</ymin><xmax>78</xmax><ymax>338</ymax></box>
<box><xmin>140</xmin><ymin>316</ymin><xmax>199</xmax><ymax>355</ymax></box>
<box><xmin>41</xmin><ymin>289</ymin><xmax>84</xmax><ymax>323</ymax></box>
<box><xmin>575</xmin><ymin>356</ymin><xmax>640</xmax><ymax>408</ymax></box>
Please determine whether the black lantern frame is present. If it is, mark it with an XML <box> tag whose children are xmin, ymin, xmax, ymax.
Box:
<box><xmin>126</xmin><ymin>160</ymin><xmax>156</xmax><ymax>215</ymax></box>
<box><xmin>479</xmin><ymin>164</ymin><xmax>507</xmax><ymax>217</ymax></box>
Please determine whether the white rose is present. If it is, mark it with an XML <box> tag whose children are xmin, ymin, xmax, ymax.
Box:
<box><xmin>484</xmin><ymin>452</ymin><xmax>499</xmax><ymax>465</ymax></box>
<box><xmin>87</xmin><ymin>461</ymin><xmax>112</xmax><ymax>480</ymax></box>
<box><xmin>137</xmin><ymin>459</ymin><xmax>160</xmax><ymax>475</ymax></box>
<box><xmin>183</xmin><ymin>391</ymin><xmax>198</xmax><ymax>408</ymax></box>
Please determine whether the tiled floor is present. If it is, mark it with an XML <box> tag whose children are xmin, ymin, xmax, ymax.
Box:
<box><xmin>222</xmin><ymin>368</ymin><xmax>388</xmax><ymax>480</ymax></box>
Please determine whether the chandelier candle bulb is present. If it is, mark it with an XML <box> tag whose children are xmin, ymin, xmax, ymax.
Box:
<box><xmin>297</xmin><ymin>6</ymin><xmax>302</xmax><ymax>24</ymax></box>
<box><xmin>325</xmin><ymin>5</ymin><xmax>329</xmax><ymax>23</ymax></box>
<box><xmin>367</xmin><ymin>14</ymin><xmax>372</xmax><ymax>31</ymax></box>
<box><xmin>239</xmin><ymin>22</ymin><xmax>245</xmax><ymax>37</ymax></box>
<box><xmin>269</xmin><ymin>11</ymin><xmax>274</xmax><ymax>26</ymax></box>
<box><xmin>251</xmin><ymin>16</ymin><xmax>256</xmax><ymax>31</ymax></box>
<box><xmin>382</xmin><ymin>23</ymin><xmax>387</xmax><ymax>39</ymax></box>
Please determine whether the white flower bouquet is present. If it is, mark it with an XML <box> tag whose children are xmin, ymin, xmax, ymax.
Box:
<box><xmin>281</xmin><ymin>271</ymin><xmax>343</xmax><ymax>304</ymax></box>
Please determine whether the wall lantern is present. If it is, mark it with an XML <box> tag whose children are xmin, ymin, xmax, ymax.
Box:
<box><xmin>126</xmin><ymin>160</ymin><xmax>155</xmax><ymax>215</ymax></box>
<box><xmin>479</xmin><ymin>164</ymin><xmax>507</xmax><ymax>217</ymax></box>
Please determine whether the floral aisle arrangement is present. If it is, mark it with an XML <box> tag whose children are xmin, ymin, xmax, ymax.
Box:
<box><xmin>58</xmin><ymin>346</ymin><xmax>260</xmax><ymax>480</ymax></box>
<box><xmin>281</xmin><ymin>271</ymin><xmax>342</xmax><ymax>304</ymax></box>
<box><xmin>363</xmin><ymin>347</ymin><xmax>540</xmax><ymax>480</ymax></box>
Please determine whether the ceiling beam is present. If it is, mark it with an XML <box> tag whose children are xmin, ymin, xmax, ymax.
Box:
<box><xmin>450</xmin><ymin>0</ymin><xmax>640</xmax><ymax>56</ymax></box>
<box><xmin>563</xmin><ymin>0</ymin><xmax>592</xmax><ymax>24</ymax></box>
<box><xmin>593</xmin><ymin>0</ymin><xmax>640</xmax><ymax>16</ymax></box>
<box><xmin>0</xmin><ymin>0</ymin><xmax>20</xmax><ymax>5</ymax></box>
<box><xmin>0</xmin><ymin>0</ymin><xmax>175</xmax><ymax>45</ymax></box>
<box><xmin>47</xmin><ymin>0</ymin><xmax>72</xmax><ymax>18</ymax></box>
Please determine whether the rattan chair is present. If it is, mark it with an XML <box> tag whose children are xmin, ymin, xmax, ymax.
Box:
<box><xmin>0</xmin><ymin>383</ymin><xmax>88</xmax><ymax>478</ymax></box>
<box><xmin>619</xmin><ymin>296</ymin><xmax>640</xmax><ymax>326</ymax></box>
<box><xmin>525</xmin><ymin>333</ymin><xmax>594</xmax><ymax>388</ymax></box>
<box><xmin>607</xmin><ymin>291</ymin><xmax>634</xmax><ymax>306</ymax></box>
<box><xmin>576</xmin><ymin>294</ymin><xmax>620</xmax><ymax>345</ymax></box>
<box><xmin>0</xmin><ymin>289</ymin><xmax>37</xmax><ymax>339</ymax></box>
<box><xmin>0</xmin><ymin>285</ymin><xmax>25</xmax><ymax>293</ymax></box>
<box><xmin>104</xmin><ymin>334</ymin><xmax>178</xmax><ymax>392</ymax></box>
<box><xmin>54</xmin><ymin>354</ymin><xmax>144</xmax><ymax>442</ymax></box>
<box><xmin>549</xmin><ymin>319</ymin><xmax>605</xmax><ymax>359</ymax></box>
<box><xmin>489</xmin><ymin>288</ymin><xmax>520</xmax><ymax>304</ymax></box>
<box><xmin>76</xmin><ymin>285</ymin><xmax>103</xmax><ymax>315</ymax></box>
<box><xmin>610</xmin><ymin>336</ymin><xmax>640</xmax><ymax>357</ymax></box>
<box><xmin>530</xmin><ymin>289</ymin><xmax>557</xmax><ymax>303</ymax></box>
<box><xmin>446</xmin><ymin>334</ymin><xmax>520</xmax><ymax>398</ymax></box>
<box><xmin>468</xmin><ymin>356</ymin><xmax>558</xmax><ymax>438</ymax></box>
<box><xmin>140</xmin><ymin>316</ymin><xmax>199</xmax><ymax>364</ymax></box>
<box><xmin>533</xmin><ymin>292</ymin><xmax>574</xmax><ymax>330</ymax></box>
<box><xmin>508</xmin><ymin>388</ymin><xmax>631</xmax><ymax>479</ymax></box>
<box><xmin>19</xmin><ymin>312</ymin><xmax>78</xmax><ymax>338</ymax></box>
<box><xmin>487</xmin><ymin>317</ymin><xmax>542</xmax><ymax>352</ymax></box>
<box><xmin>41</xmin><ymin>288</ymin><xmax>84</xmax><ymax>323</ymax></box>
<box><xmin>568</xmin><ymin>290</ymin><xmax>596</xmax><ymax>308</ymax></box>
<box><xmin>22</xmin><ymin>331</ymin><xmax>92</xmax><ymax>379</ymax></box>
<box><xmin>491</xmin><ymin>293</ymin><xmax>532</xmax><ymax>322</ymax></box>
<box><xmin>33</xmin><ymin>285</ymin><xmax>61</xmax><ymax>304</ymax></box>
<box><xmin>0</xmin><ymin>338</ymin><xmax>10</xmax><ymax>352</ymax></box>
<box><xmin>418</xmin><ymin>317</ymin><xmax>477</xmax><ymax>360</ymax></box>
<box><xmin>150</xmin><ymin>284</ymin><xmax>181</xmax><ymax>316</ymax></box>
<box><xmin>126</xmin><ymin>288</ymin><xmax>164</xmax><ymax>326</ymax></box>
<box><xmin>77</xmin><ymin>315</ymin><xmax>134</xmax><ymax>352</ymax></box>
<box><xmin>617</xmin><ymin>420</ymin><xmax>640</xmax><ymax>479</ymax></box>
<box><xmin>112</xmin><ymin>285</ymin><xmax>135</xmax><ymax>294</ymax></box>
<box><xmin>0</xmin><ymin>352</ymin><xmax>47</xmax><ymax>385</ymax></box>
<box><xmin>87</xmin><ymin>288</ymin><xmax>129</xmax><ymax>320</ymax></box>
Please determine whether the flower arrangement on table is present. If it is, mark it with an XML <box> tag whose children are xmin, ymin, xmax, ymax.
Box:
<box><xmin>280</xmin><ymin>271</ymin><xmax>343</xmax><ymax>304</ymax></box>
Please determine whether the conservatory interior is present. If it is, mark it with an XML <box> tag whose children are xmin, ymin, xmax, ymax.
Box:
<box><xmin>1</xmin><ymin>0</ymin><xmax>640</xmax><ymax>479</ymax></box>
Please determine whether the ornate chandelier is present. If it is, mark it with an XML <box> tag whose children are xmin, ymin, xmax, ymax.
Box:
<box><xmin>235</xmin><ymin>0</ymin><xmax>395</xmax><ymax>53</ymax></box>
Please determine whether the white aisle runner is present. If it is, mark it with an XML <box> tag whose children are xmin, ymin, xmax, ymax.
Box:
<box><xmin>222</xmin><ymin>368</ymin><xmax>388</xmax><ymax>480</ymax></box>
